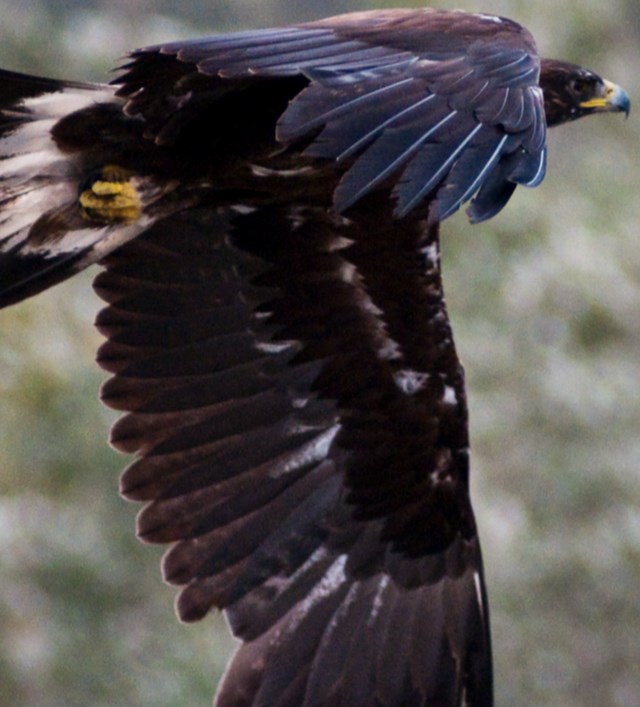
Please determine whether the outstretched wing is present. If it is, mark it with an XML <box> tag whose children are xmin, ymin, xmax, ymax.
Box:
<box><xmin>95</xmin><ymin>196</ymin><xmax>492</xmax><ymax>707</ymax></box>
<box><xmin>0</xmin><ymin>8</ymin><xmax>554</xmax><ymax>706</ymax></box>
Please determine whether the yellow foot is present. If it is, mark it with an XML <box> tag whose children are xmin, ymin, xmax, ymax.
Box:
<box><xmin>79</xmin><ymin>165</ymin><xmax>141</xmax><ymax>224</ymax></box>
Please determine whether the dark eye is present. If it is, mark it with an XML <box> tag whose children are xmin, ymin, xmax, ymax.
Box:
<box><xmin>571</xmin><ymin>77</ymin><xmax>595</xmax><ymax>94</ymax></box>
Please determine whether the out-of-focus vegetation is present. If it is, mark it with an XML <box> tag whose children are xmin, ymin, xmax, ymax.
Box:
<box><xmin>0</xmin><ymin>1</ymin><xmax>638</xmax><ymax>705</ymax></box>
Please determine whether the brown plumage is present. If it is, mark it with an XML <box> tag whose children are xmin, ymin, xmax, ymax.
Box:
<box><xmin>0</xmin><ymin>9</ymin><xmax>629</xmax><ymax>706</ymax></box>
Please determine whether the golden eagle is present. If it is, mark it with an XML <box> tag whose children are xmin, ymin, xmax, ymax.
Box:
<box><xmin>0</xmin><ymin>9</ymin><xmax>629</xmax><ymax>707</ymax></box>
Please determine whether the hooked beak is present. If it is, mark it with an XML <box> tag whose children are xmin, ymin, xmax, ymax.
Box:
<box><xmin>580</xmin><ymin>79</ymin><xmax>631</xmax><ymax>117</ymax></box>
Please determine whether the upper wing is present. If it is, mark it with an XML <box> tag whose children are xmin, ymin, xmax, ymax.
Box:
<box><xmin>117</xmin><ymin>8</ymin><xmax>546</xmax><ymax>223</ymax></box>
<box><xmin>95</xmin><ymin>194</ymin><xmax>492</xmax><ymax>707</ymax></box>
<box><xmin>0</xmin><ymin>9</ymin><xmax>546</xmax><ymax>308</ymax></box>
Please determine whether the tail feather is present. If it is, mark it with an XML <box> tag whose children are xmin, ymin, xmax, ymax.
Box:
<box><xmin>0</xmin><ymin>70</ymin><xmax>163</xmax><ymax>308</ymax></box>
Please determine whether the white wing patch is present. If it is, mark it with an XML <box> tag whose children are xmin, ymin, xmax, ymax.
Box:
<box><xmin>443</xmin><ymin>385</ymin><xmax>458</xmax><ymax>405</ymax></box>
<box><xmin>394</xmin><ymin>369</ymin><xmax>430</xmax><ymax>395</ymax></box>
<box><xmin>420</xmin><ymin>241</ymin><xmax>439</xmax><ymax>264</ymax></box>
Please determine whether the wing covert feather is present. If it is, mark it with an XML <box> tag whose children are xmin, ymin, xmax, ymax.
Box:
<box><xmin>115</xmin><ymin>8</ymin><xmax>546</xmax><ymax>222</ymax></box>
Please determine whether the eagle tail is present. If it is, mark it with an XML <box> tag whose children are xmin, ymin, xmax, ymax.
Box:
<box><xmin>0</xmin><ymin>69</ymin><xmax>163</xmax><ymax>309</ymax></box>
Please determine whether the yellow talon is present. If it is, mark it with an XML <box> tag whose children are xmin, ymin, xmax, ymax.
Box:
<box><xmin>79</xmin><ymin>165</ymin><xmax>141</xmax><ymax>224</ymax></box>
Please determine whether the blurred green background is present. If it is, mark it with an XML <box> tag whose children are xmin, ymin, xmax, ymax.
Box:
<box><xmin>0</xmin><ymin>1</ymin><xmax>638</xmax><ymax>705</ymax></box>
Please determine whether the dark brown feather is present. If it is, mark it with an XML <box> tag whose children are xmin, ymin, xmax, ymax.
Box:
<box><xmin>1</xmin><ymin>8</ymin><xmax>629</xmax><ymax>707</ymax></box>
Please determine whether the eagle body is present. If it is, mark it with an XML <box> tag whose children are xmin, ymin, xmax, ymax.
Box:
<box><xmin>0</xmin><ymin>9</ymin><xmax>629</xmax><ymax>707</ymax></box>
